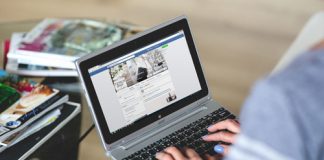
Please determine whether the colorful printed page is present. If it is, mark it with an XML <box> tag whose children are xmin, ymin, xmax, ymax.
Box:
<box><xmin>18</xmin><ymin>19</ymin><xmax>123</xmax><ymax>59</ymax></box>
<box><xmin>0</xmin><ymin>85</ymin><xmax>58</xmax><ymax>129</ymax></box>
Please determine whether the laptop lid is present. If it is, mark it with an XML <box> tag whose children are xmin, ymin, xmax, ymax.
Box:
<box><xmin>75</xmin><ymin>16</ymin><xmax>209</xmax><ymax>145</ymax></box>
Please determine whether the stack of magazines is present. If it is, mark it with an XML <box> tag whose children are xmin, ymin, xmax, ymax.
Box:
<box><xmin>4</xmin><ymin>18</ymin><xmax>141</xmax><ymax>77</ymax></box>
<box><xmin>0</xmin><ymin>70</ymin><xmax>72</xmax><ymax>152</ymax></box>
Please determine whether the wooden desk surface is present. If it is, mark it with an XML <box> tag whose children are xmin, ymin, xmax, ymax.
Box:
<box><xmin>1</xmin><ymin>0</ymin><xmax>323</xmax><ymax>159</ymax></box>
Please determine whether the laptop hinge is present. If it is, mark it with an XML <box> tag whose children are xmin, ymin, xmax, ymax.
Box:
<box><xmin>201</xmin><ymin>96</ymin><xmax>212</xmax><ymax>105</ymax></box>
<box><xmin>119</xmin><ymin>105</ymin><xmax>208</xmax><ymax>150</ymax></box>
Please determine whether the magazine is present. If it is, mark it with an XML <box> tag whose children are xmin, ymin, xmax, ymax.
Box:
<box><xmin>0</xmin><ymin>72</ymin><xmax>68</xmax><ymax>145</ymax></box>
<box><xmin>6</xmin><ymin>58</ymin><xmax>77</xmax><ymax>77</ymax></box>
<box><xmin>7</xmin><ymin>32</ymin><xmax>79</xmax><ymax>69</ymax></box>
<box><xmin>0</xmin><ymin>85</ymin><xmax>68</xmax><ymax>145</ymax></box>
<box><xmin>4</xmin><ymin>38</ymin><xmax>77</xmax><ymax>77</ymax></box>
<box><xmin>7</xmin><ymin>19</ymin><xmax>124</xmax><ymax>69</ymax></box>
<box><xmin>0</xmin><ymin>85</ymin><xmax>59</xmax><ymax>130</ymax></box>
<box><xmin>0</xmin><ymin>102</ymin><xmax>80</xmax><ymax>155</ymax></box>
<box><xmin>0</xmin><ymin>108</ymin><xmax>61</xmax><ymax>153</ymax></box>
<box><xmin>0</xmin><ymin>83</ymin><xmax>21</xmax><ymax>113</ymax></box>
<box><xmin>12</xmin><ymin>108</ymin><xmax>61</xmax><ymax>146</ymax></box>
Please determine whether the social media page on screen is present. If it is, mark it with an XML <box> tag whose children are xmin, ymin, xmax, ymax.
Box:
<box><xmin>88</xmin><ymin>31</ymin><xmax>201</xmax><ymax>133</ymax></box>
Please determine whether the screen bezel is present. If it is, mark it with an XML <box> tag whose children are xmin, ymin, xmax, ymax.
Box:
<box><xmin>78</xmin><ymin>18</ymin><xmax>209</xmax><ymax>144</ymax></box>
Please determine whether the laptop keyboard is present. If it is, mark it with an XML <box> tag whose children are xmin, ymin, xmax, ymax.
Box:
<box><xmin>122</xmin><ymin>107</ymin><xmax>235</xmax><ymax>160</ymax></box>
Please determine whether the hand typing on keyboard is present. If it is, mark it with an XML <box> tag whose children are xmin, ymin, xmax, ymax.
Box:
<box><xmin>203</xmin><ymin>119</ymin><xmax>240</xmax><ymax>155</ymax></box>
<box><xmin>155</xmin><ymin>119</ymin><xmax>240</xmax><ymax>160</ymax></box>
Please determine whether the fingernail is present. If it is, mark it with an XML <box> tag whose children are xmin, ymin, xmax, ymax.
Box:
<box><xmin>207</xmin><ymin>125</ymin><xmax>213</xmax><ymax>129</ymax></box>
<box><xmin>202</xmin><ymin>135</ymin><xmax>208</xmax><ymax>139</ymax></box>
<box><xmin>155</xmin><ymin>152</ymin><xmax>162</xmax><ymax>158</ymax></box>
<box><xmin>214</xmin><ymin>145</ymin><xmax>224</xmax><ymax>154</ymax></box>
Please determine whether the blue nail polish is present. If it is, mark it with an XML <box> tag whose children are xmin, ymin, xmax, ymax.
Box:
<box><xmin>214</xmin><ymin>145</ymin><xmax>224</xmax><ymax>154</ymax></box>
<box><xmin>202</xmin><ymin>135</ymin><xmax>208</xmax><ymax>139</ymax></box>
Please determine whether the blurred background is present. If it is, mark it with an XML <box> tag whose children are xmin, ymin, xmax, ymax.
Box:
<box><xmin>1</xmin><ymin>0</ymin><xmax>323</xmax><ymax>159</ymax></box>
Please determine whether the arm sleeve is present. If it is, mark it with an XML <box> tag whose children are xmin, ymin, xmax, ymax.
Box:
<box><xmin>226</xmin><ymin>50</ymin><xmax>324</xmax><ymax>160</ymax></box>
<box><xmin>224</xmin><ymin>80</ymin><xmax>302</xmax><ymax>160</ymax></box>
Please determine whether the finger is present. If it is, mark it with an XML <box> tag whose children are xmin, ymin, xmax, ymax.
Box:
<box><xmin>185</xmin><ymin>148</ymin><xmax>202</xmax><ymax>160</ymax></box>
<box><xmin>208</xmin><ymin>119</ymin><xmax>240</xmax><ymax>133</ymax></box>
<box><xmin>207</xmin><ymin>119</ymin><xmax>240</xmax><ymax>133</ymax></box>
<box><xmin>202</xmin><ymin>131</ymin><xmax>236</xmax><ymax>143</ymax></box>
<box><xmin>214</xmin><ymin>144</ymin><xmax>230</xmax><ymax>155</ymax></box>
<box><xmin>205</xmin><ymin>154</ymin><xmax>221</xmax><ymax>160</ymax></box>
<box><xmin>156</xmin><ymin>151</ymin><xmax>174</xmax><ymax>160</ymax></box>
<box><xmin>164</xmin><ymin>146</ymin><xmax>187</xmax><ymax>160</ymax></box>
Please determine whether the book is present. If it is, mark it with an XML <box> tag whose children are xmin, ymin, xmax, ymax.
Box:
<box><xmin>7</xmin><ymin>19</ymin><xmax>124</xmax><ymax>69</ymax></box>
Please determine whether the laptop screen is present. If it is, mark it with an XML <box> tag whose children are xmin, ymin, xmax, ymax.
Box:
<box><xmin>88</xmin><ymin>30</ymin><xmax>201</xmax><ymax>133</ymax></box>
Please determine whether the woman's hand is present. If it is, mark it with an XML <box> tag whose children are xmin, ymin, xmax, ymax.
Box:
<box><xmin>202</xmin><ymin>119</ymin><xmax>240</xmax><ymax>155</ymax></box>
<box><xmin>156</xmin><ymin>119</ymin><xmax>240</xmax><ymax>160</ymax></box>
<box><xmin>156</xmin><ymin>146</ymin><xmax>221</xmax><ymax>160</ymax></box>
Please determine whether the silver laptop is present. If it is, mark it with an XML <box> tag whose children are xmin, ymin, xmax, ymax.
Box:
<box><xmin>75</xmin><ymin>16</ymin><xmax>235</xmax><ymax>160</ymax></box>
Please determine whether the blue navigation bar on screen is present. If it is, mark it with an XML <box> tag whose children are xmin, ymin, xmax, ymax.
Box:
<box><xmin>89</xmin><ymin>33</ymin><xmax>184</xmax><ymax>77</ymax></box>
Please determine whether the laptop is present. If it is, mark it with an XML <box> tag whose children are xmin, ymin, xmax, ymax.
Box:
<box><xmin>75</xmin><ymin>16</ymin><xmax>236</xmax><ymax>160</ymax></box>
